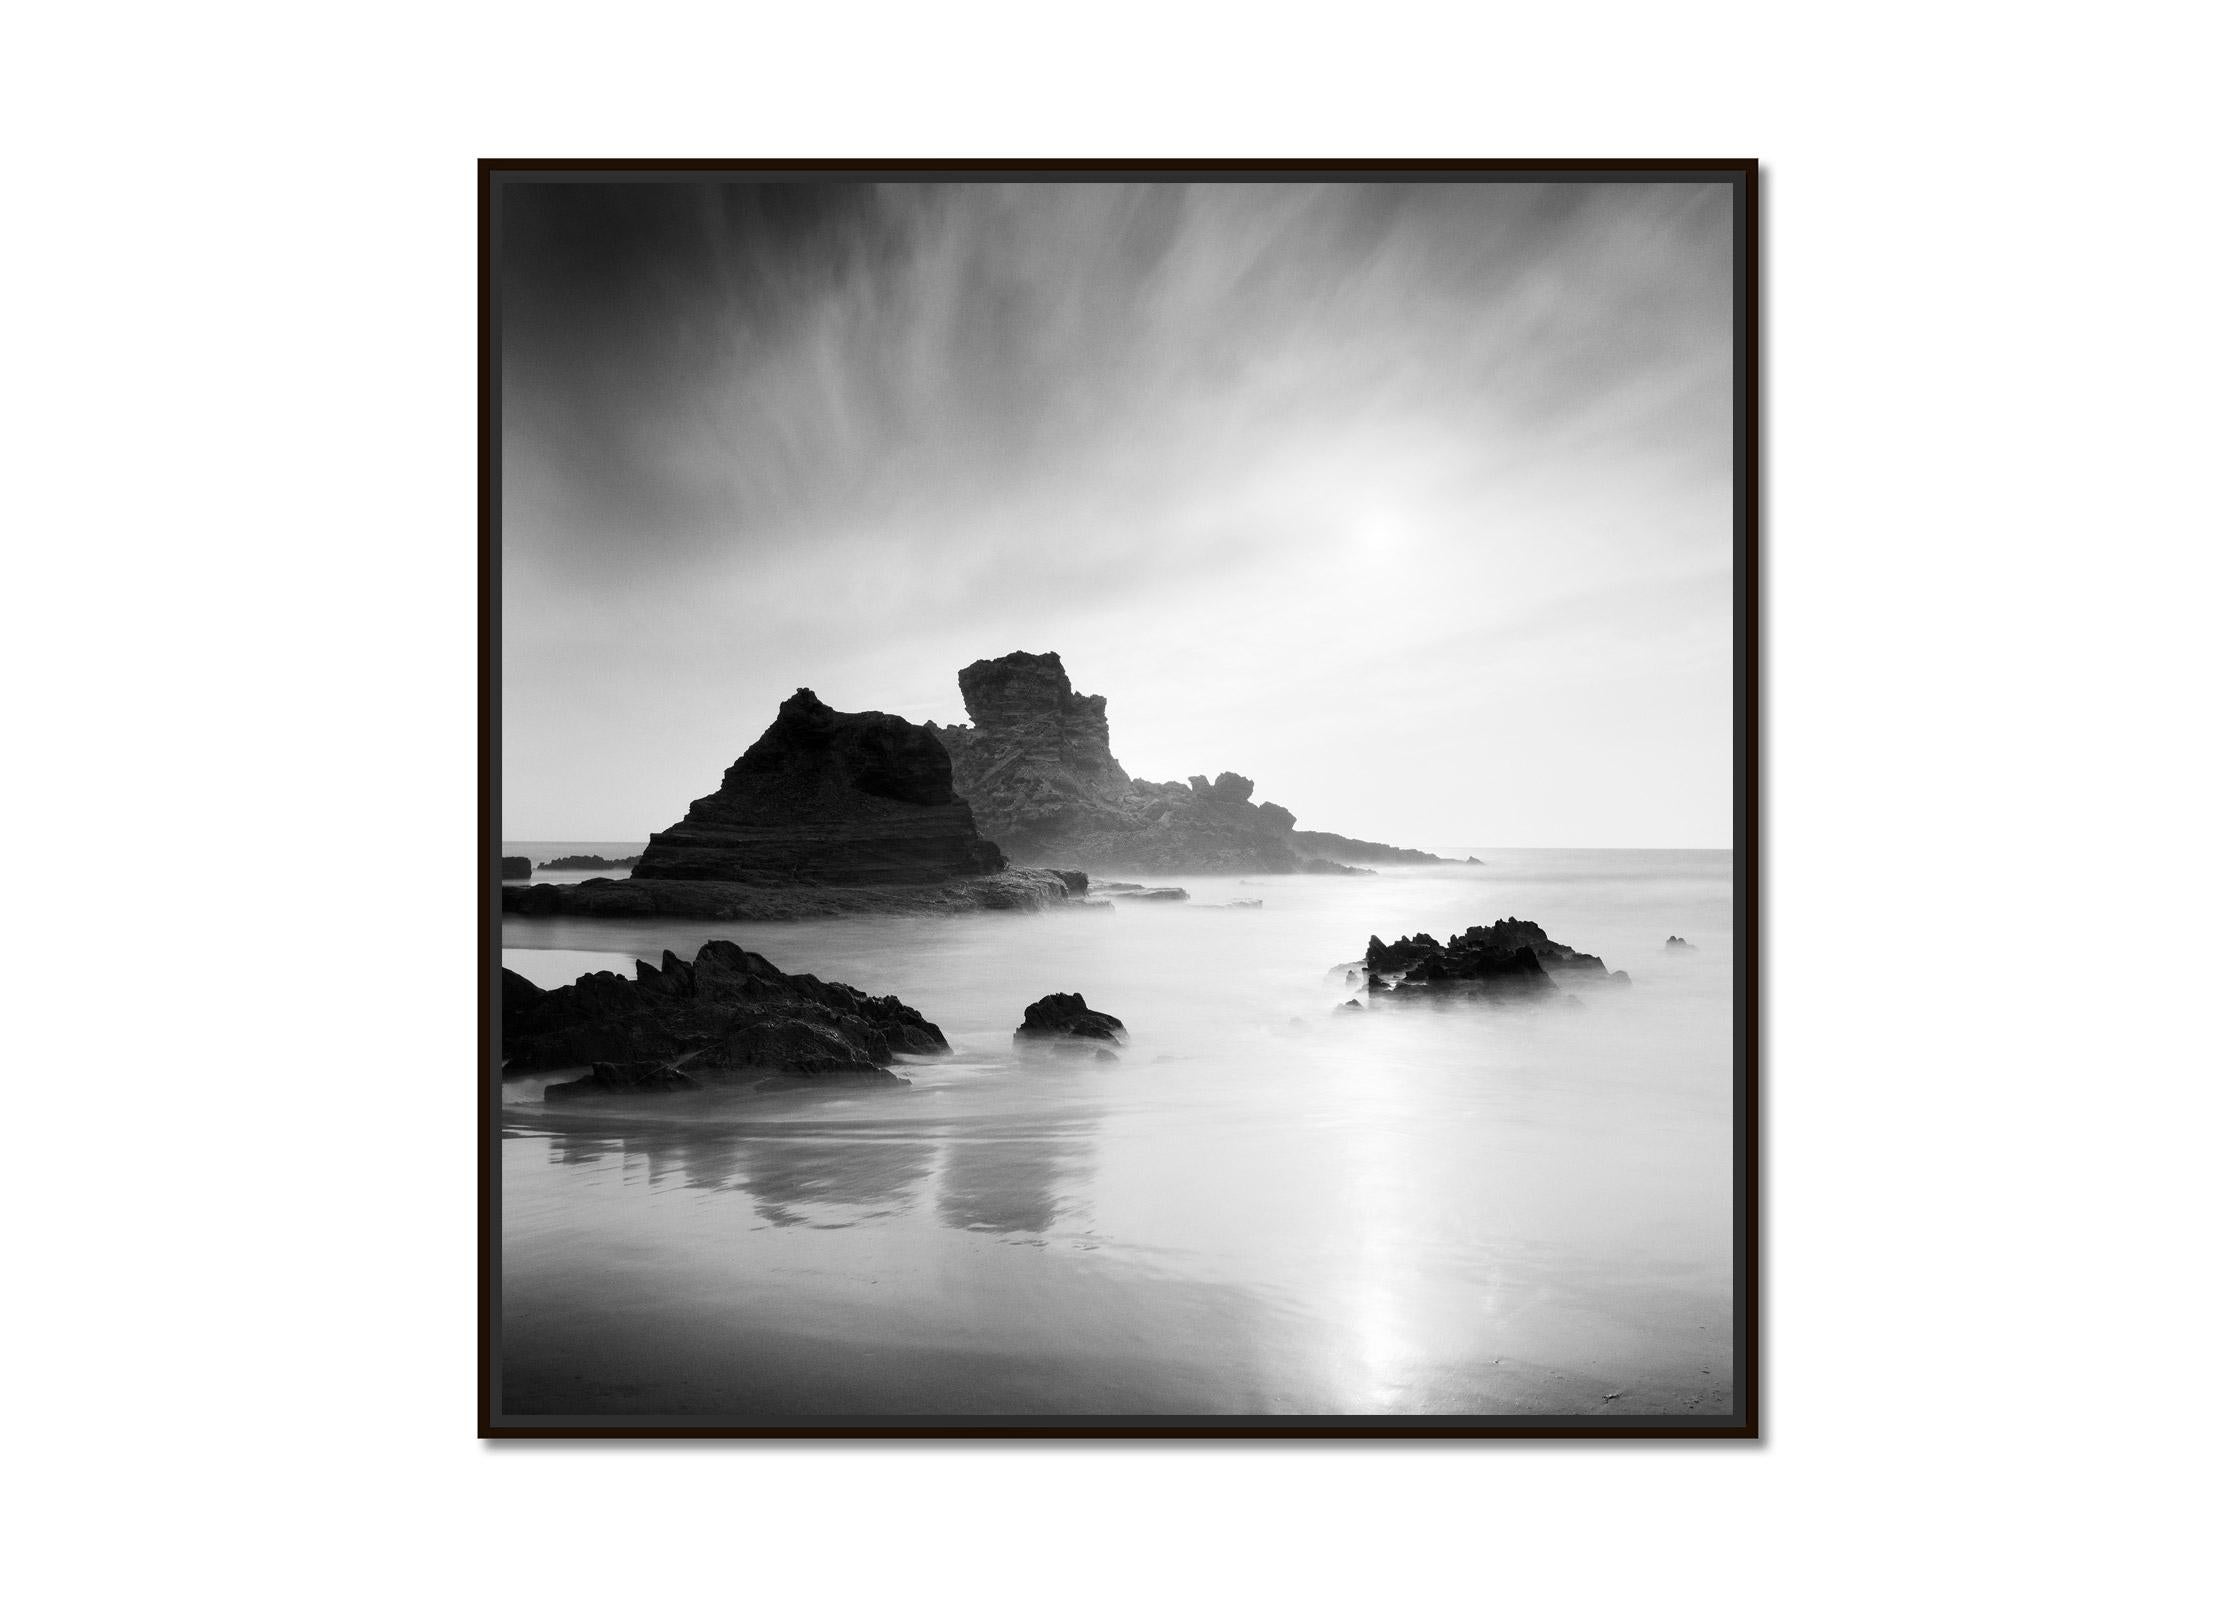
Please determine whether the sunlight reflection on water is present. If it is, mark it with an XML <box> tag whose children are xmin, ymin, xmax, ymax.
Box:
<box><xmin>497</xmin><ymin>850</ymin><xmax>1735</xmax><ymax>1418</ymax></box>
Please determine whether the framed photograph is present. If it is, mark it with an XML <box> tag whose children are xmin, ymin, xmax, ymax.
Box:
<box><xmin>481</xmin><ymin>160</ymin><xmax>1758</xmax><ymax>1438</ymax></box>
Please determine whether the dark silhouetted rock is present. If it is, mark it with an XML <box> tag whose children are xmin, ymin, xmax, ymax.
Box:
<box><xmin>538</xmin><ymin>853</ymin><xmax>641</xmax><ymax>870</ymax></box>
<box><xmin>504</xmin><ymin>939</ymin><xmax>950</xmax><ymax>1098</ymax></box>
<box><xmin>1666</xmin><ymin>936</ymin><xmax>1696</xmax><ymax>953</ymax></box>
<box><xmin>634</xmin><ymin>688</ymin><xmax>1004</xmax><ymax>887</ymax></box>
<box><xmin>1016</xmin><ymin>992</ymin><xmax>1127</xmax><ymax>1046</ymax></box>
<box><xmin>502</xmin><ymin>866</ymin><xmax>1081</xmax><ymax>922</ymax></box>
<box><xmin>545</xmin><ymin>1061</ymin><xmax>702</xmax><ymax>1100</ymax></box>
<box><xmin>501</xmin><ymin>856</ymin><xmax>532</xmax><ymax>880</ymax></box>
<box><xmin>933</xmin><ymin>651</ymin><xmax>1435</xmax><ymax>874</ymax></box>
<box><xmin>1364</xmin><ymin>933</ymin><xmax>1444</xmax><ymax>973</ymax></box>
<box><xmin>1351</xmin><ymin>918</ymin><xmax>1626</xmax><ymax>1002</ymax></box>
<box><xmin>1293</xmin><ymin>831</ymin><xmax>1459</xmax><ymax>866</ymax></box>
<box><xmin>1416</xmin><ymin>918</ymin><xmax>1618</xmax><ymax>978</ymax></box>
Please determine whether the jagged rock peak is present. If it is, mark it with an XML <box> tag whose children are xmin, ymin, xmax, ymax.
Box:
<box><xmin>720</xmin><ymin>688</ymin><xmax>960</xmax><ymax>809</ymax></box>
<box><xmin>960</xmin><ymin>652</ymin><xmax>1113</xmax><ymax>736</ymax></box>
<box><xmin>948</xmin><ymin>653</ymin><xmax>1134</xmax><ymax>791</ymax></box>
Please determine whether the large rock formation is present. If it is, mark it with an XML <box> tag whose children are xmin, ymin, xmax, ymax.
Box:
<box><xmin>935</xmin><ymin>653</ymin><xmax>1143</xmax><ymax>858</ymax></box>
<box><xmin>932</xmin><ymin>651</ymin><xmax>1452</xmax><ymax>875</ymax></box>
<box><xmin>503</xmin><ymin>939</ymin><xmax>949</xmax><ymax>1097</ymax></box>
<box><xmin>634</xmin><ymin>688</ymin><xmax>1006</xmax><ymax>886</ymax></box>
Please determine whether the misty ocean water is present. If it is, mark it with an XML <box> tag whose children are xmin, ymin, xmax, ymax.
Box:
<box><xmin>498</xmin><ymin>847</ymin><xmax>1734</xmax><ymax>1418</ymax></box>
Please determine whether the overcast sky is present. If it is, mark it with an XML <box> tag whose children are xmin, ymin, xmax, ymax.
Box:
<box><xmin>499</xmin><ymin>179</ymin><xmax>1734</xmax><ymax>848</ymax></box>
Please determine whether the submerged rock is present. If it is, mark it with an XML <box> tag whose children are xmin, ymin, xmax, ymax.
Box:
<box><xmin>1016</xmin><ymin>992</ymin><xmax>1128</xmax><ymax>1047</ymax></box>
<box><xmin>504</xmin><ymin>939</ymin><xmax>949</xmax><ymax>1098</ymax></box>
<box><xmin>500</xmin><ymin>856</ymin><xmax>532</xmax><ymax>880</ymax></box>
<box><xmin>634</xmin><ymin>687</ymin><xmax>1005</xmax><ymax>887</ymax></box>
<box><xmin>538</xmin><ymin>853</ymin><xmax>641</xmax><ymax>870</ymax></box>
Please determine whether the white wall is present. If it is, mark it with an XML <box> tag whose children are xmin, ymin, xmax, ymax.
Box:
<box><xmin>6</xmin><ymin>3</ymin><xmax>2233</xmax><ymax>1596</ymax></box>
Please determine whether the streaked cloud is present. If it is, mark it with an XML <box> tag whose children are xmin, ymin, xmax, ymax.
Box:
<box><xmin>501</xmin><ymin>179</ymin><xmax>1733</xmax><ymax>847</ymax></box>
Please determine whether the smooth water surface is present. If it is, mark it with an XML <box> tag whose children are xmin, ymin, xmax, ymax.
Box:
<box><xmin>498</xmin><ymin>848</ymin><xmax>1734</xmax><ymax>1418</ymax></box>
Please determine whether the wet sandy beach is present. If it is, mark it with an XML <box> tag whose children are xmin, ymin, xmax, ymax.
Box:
<box><xmin>496</xmin><ymin>851</ymin><xmax>1736</xmax><ymax>1421</ymax></box>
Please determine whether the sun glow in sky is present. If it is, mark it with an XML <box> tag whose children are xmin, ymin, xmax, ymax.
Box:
<box><xmin>500</xmin><ymin>179</ymin><xmax>1735</xmax><ymax>847</ymax></box>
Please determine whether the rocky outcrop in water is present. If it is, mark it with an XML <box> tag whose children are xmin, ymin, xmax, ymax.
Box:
<box><xmin>931</xmin><ymin>651</ymin><xmax>1448</xmax><ymax>875</ymax></box>
<box><xmin>1666</xmin><ymin>935</ymin><xmax>1696</xmax><ymax>953</ymax></box>
<box><xmin>1355</xmin><ymin>919</ymin><xmax>1629</xmax><ymax>998</ymax></box>
<box><xmin>539</xmin><ymin>853</ymin><xmax>640</xmax><ymax>870</ymax></box>
<box><xmin>634</xmin><ymin>688</ymin><xmax>1005</xmax><ymax>887</ymax></box>
<box><xmin>503</xmin><ymin>939</ymin><xmax>949</xmax><ymax>1098</ymax></box>
<box><xmin>501</xmin><ymin>856</ymin><xmax>532</xmax><ymax>880</ymax></box>
<box><xmin>502</xmin><ymin>865</ymin><xmax>1082</xmax><ymax>922</ymax></box>
<box><xmin>1015</xmin><ymin>992</ymin><xmax>1127</xmax><ymax>1047</ymax></box>
<box><xmin>1293</xmin><ymin>831</ymin><xmax>1452</xmax><ymax>867</ymax></box>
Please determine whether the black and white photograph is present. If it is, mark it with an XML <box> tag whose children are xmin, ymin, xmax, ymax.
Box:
<box><xmin>15</xmin><ymin>1</ymin><xmax>2240</xmax><ymax>1591</ymax></box>
<box><xmin>485</xmin><ymin>165</ymin><xmax>1756</xmax><ymax>1433</ymax></box>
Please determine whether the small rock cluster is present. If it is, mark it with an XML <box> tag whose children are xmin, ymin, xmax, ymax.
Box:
<box><xmin>504</xmin><ymin>939</ymin><xmax>950</xmax><ymax>1099</ymax></box>
<box><xmin>1356</xmin><ymin>918</ymin><xmax>1630</xmax><ymax>999</ymax></box>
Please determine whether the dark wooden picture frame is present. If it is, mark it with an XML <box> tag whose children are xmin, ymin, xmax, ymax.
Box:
<box><xmin>480</xmin><ymin>158</ymin><xmax>1759</xmax><ymax>1439</ymax></box>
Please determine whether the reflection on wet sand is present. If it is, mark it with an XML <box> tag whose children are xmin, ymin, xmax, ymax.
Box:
<box><xmin>934</xmin><ymin>1109</ymin><xmax>1099</xmax><ymax>1235</ymax></box>
<box><xmin>498</xmin><ymin>852</ymin><xmax>1738</xmax><ymax>1419</ymax></box>
<box><xmin>532</xmin><ymin>1115</ymin><xmax>939</xmax><ymax>1230</ymax></box>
